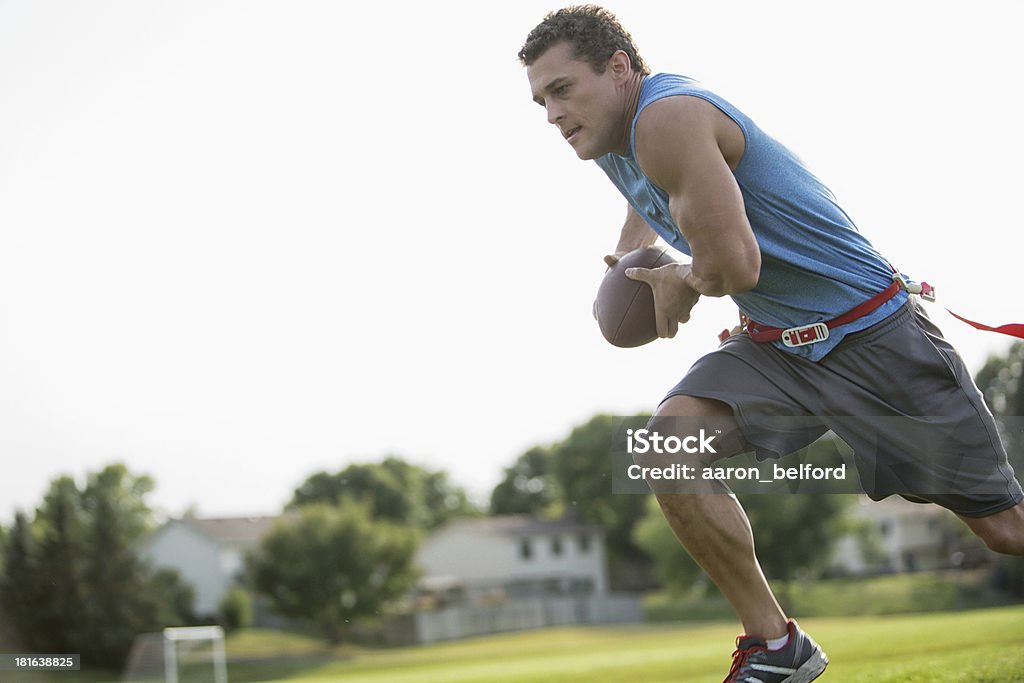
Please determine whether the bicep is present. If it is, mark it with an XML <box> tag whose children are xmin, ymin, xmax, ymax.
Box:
<box><xmin>635</xmin><ymin>97</ymin><xmax>760</xmax><ymax>290</ymax></box>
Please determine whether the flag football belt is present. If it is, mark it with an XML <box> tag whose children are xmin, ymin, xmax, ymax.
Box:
<box><xmin>741</xmin><ymin>273</ymin><xmax>934</xmax><ymax>348</ymax></box>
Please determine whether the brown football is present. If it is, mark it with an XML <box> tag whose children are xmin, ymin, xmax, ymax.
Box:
<box><xmin>596</xmin><ymin>245</ymin><xmax>679</xmax><ymax>348</ymax></box>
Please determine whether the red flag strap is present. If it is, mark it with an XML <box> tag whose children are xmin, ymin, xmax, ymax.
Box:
<box><xmin>946</xmin><ymin>310</ymin><xmax>1024</xmax><ymax>340</ymax></box>
<box><xmin>719</xmin><ymin>267</ymin><xmax>1024</xmax><ymax>344</ymax></box>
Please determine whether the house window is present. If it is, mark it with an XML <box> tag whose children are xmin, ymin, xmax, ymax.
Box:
<box><xmin>519</xmin><ymin>538</ymin><xmax>533</xmax><ymax>560</ymax></box>
<box><xmin>551</xmin><ymin>536</ymin><xmax>563</xmax><ymax>556</ymax></box>
<box><xmin>577</xmin><ymin>533</ymin><xmax>592</xmax><ymax>553</ymax></box>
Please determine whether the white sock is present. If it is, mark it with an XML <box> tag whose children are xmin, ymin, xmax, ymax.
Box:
<box><xmin>766</xmin><ymin>631</ymin><xmax>790</xmax><ymax>651</ymax></box>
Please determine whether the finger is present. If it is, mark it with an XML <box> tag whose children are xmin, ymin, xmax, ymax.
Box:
<box><xmin>624</xmin><ymin>267</ymin><xmax>653</xmax><ymax>283</ymax></box>
<box><xmin>667</xmin><ymin>317</ymin><xmax>679</xmax><ymax>339</ymax></box>
<box><xmin>603</xmin><ymin>254</ymin><xmax>620</xmax><ymax>268</ymax></box>
<box><xmin>657</xmin><ymin>312</ymin><xmax>669</xmax><ymax>338</ymax></box>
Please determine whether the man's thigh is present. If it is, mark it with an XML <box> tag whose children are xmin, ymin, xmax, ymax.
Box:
<box><xmin>651</xmin><ymin>394</ymin><xmax>749</xmax><ymax>463</ymax></box>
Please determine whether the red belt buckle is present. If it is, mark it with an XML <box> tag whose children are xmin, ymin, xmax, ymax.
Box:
<box><xmin>781</xmin><ymin>322</ymin><xmax>829</xmax><ymax>347</ymax></box>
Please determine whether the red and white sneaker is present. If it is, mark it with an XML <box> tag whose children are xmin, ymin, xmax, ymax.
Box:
<box><xmin>723</xmin><ymin>619</ymin><xmax>828</xmax><ymax>683</ymax></box>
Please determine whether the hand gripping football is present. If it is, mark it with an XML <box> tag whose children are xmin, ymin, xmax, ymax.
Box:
<box><xmin>595</xmin><ymin>245</ymin><xmax>679</xmax><ymax>348</ymax></box>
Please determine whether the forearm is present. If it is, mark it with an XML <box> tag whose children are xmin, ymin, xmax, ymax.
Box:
<box><xmin>669</xmin><ymin>199</ymin><xmax>760</xmax><ymax>297</ymax></box>
<box><xmin>614</xmin><ymin>205</ymin><xmax>659</xmax><ymax>253</ymax></box>
<box><xmin>681</xmin><ymin>259</ymin><xmax>758</xmax><ymax>297</ymax></box>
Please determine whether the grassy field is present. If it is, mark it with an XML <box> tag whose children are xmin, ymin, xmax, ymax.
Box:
<box><xmin>217</xmin><ymin>605</ymin><xmax>1024</xmax><ymax>683</ymax></box>
<box><xmin>16</xmin><ymin>604</ymin><xmax>1023</xmax><ymax>682</ymax></box>
<box><xmin>644</xmin><ymin>569</ymin><xmax>1010</xmax><ymax>622</ymax></box>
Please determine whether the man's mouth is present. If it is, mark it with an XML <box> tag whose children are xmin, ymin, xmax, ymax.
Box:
<box><xmin>564</xmin><ymin>126</ymin><xmax>581</xmax><ymax>142</ymax></box>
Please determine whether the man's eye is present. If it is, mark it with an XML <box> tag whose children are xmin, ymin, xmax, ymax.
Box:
<box><xmin>555</xmin><ymin>85</ymin><xmax>569</xmax><ymax>96</ymax></box>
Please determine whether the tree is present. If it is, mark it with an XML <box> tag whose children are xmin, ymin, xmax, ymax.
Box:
<box><xmin>419</xmin><ymin>467</ymin><xmax>477</xmax><ymax>527</ymax></box>
<box><xmin>218</xmin><ymin>586</ymin><xmax>253</xmax><ymax>632</ymax></box>
<box><xmin>82</xmin><ymin>466</ymin><xmax>196</xmax><ymax>664</ymax></box>
<box><xmin>34</xmin><ymin>477</ymin><xmax>88</xmax><ymax>653</ymax></box>
<box><xmin>975</xmin><ymin>341</ymin><xmax>1024</xmax><ymax>418</ymax></box>
<box><xmin>739</xmin><ymin>493</ymin><xmax>852</xmax><ymax>590</ymax></box>
<box><xmin>975</xmin><ymin>342</ymin><xmax>1024</xmax><ymax>596</ymax></box>
<box><xmin>0</xmin><ymin>513</ymin><xmax>45</xmax><ymax>649</ymax></box>
<box><xmin>489</xmin><ymin>446</ymin><xmax>561</xmax><ymax>515</ymax></box>
<box><xmin>633</xmin><ymin>495</ymin><xmax>702</xmax><ymax>595</ymax></box>
<box><xmin>290</xmin><ymin>456</ymin><xmax>477</xmax><ymax>529</ymax></box>
<box><xmin>975</xmin><ymin>340</ymin><xmax>1024</xmax><ymax>473</ymax></box>
<box><xmin>634</xmin><ymin>492</ymin><xmax>854</xmax><ymax>603</ymax></box>
<box><xmin>248</xmin><ymin>501</ymin><xmax>419</xmax><ymax>643</ymax></box>
<box><xmin>548</xmin><ymin>415</ymin><xmax>652</xmax><ymax>571</ymax></box>
<box><xmin>489</xmin><ymin>414</ymin><xmax>655</xmax><ymax>588</ymax></box>
<box><xmin>737</xmin><ymin>438</ymin><xmax>854</xmax><ymax>584</ymax></box>
<box><xmin>0</xmin><ymin>464</ymin><xmax>194</xmax><ymax>668</ymax></box>
<box><xmin>633</xmin><ymin>437</ymin><xmax>855</xmax><ymax>603</ymax></box>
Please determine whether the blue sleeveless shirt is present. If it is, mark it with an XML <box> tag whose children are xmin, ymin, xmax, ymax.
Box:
<box><xmin>595</xmin><ymin>73</ymin><xmax>907</xmax><ymax>361</ymax></box>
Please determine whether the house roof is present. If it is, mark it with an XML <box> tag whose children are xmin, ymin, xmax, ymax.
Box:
<box><xmin>433</xmin><ymin>514</ymin><xmax>600</xmax><ymax>538</ymax></box>
<box><xmin>161</xmin><ymin>513</ymin><xmax>594</xmax><ymax>548</ymax></box>
<box><xmin>178</xmin><ymin>515</ymin><xmax>280</xmax><ymax>547</ymax></box>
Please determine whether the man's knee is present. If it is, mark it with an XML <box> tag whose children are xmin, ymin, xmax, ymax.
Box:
<box><xmin>644</xmin><ymin>394</ymin><xmax>747</xmax><ymax>465</ymax></box>
<box><xmin>655</xmin><ymin>394</ymin><xmax>734</xmax><ymax>420</ymax></box>
<box><xmin>963</xmin><ymin>504</ymin><xmax>1024</xmax><ymax>555</ymax></box>
<box><xmin>979</xmin><ymin>529</ymin><xmax>1024</xmax><ymax>555</ymax></box>
<box><xmin>977</xmin><ymin>525</ymin><xmax>1024</xmax><ymax>555</ymax></box>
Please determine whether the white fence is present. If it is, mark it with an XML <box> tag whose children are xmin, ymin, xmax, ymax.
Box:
<box><xmin>412</xmin><ymin>594</ymin><xmax>643</xmax><ymax>644</ymax></box>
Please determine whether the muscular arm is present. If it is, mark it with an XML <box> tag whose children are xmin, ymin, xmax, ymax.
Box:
<box><xmin>633</xmin><ymin>96</ymin><xmax>761</xmax><ymax>296</ymax></box>
<box><xmin>602</xmin><ymin>205</ymin><xmax>658</xmax><ymax>269</ymax></box>
<box><xmin>614</xmin><ymin>205</ymin><xmax>659</xmax><ymax>254</ymax></box>
<box><xmin>596</xmin><ymin>205</ymin><xmax>662</xmax><ymax>321</ymax></box>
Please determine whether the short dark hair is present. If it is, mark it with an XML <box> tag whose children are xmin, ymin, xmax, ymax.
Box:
<box><xmin>519</xmin><ymin>5</ymin><xmax>650</xmax><ymax>75</ymax></box>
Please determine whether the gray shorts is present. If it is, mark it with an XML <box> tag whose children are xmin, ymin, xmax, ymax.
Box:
<box><xmin>665</xmin><ymin>301</ymin><xmax>1024</xmax><ymax>518</ymax></box>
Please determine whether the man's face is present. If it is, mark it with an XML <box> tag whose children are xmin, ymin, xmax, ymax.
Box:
<box><xmin>527</xmin><ymin>42</ymin><xmax>622</xmax><ymax>160</ymax></box>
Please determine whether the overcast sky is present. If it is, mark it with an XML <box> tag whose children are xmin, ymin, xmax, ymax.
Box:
<box><xmin>1</xmin><ymin>0</ymin><xmax>1021</xmax><ymax>523</ymax></box>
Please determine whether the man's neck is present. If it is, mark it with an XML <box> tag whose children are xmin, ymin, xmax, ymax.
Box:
<box><xmin>612</xmin><ymin>72</ymin><xmax>646</xmax><ymax>156</ymax></box>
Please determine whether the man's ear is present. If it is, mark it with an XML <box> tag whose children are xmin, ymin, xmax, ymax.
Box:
<box><xmin>609</xmin><ymin>50</ymin><xmax>632</xmax><ymax>78</ymax></box>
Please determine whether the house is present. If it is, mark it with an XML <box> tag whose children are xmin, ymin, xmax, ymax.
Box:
<box><xmin>418</xmin><ymin>515</ymin><xmax>609</xmax><ymax>599</ymax></box>
<box><xmin>409</xmin><ymin>515</ymin><xmax>642</xmax><ymax>643</ymax></box>
<box><xmin>831</xmin><ymin>496</ymin><xmax>966</xmax><ymax>574</ymax></box>
<box><xmin>141</xmin><ymin>512</ymin><xmax>641</xmax><ymax>641</ymax></box>
<box><xmin>139</xmin><ymin>515</ymin><xmax>278</xmax><ymax>618</ymax></box>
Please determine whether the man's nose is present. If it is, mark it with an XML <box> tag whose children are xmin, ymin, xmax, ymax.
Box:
<box><xmin>546</xmin><ymin>103</ymin><xmax>564</xmax><ymax>126</ymax></box>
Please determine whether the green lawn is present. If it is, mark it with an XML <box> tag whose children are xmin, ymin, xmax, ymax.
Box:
<box><xmin>644</xmin><ymin>569</ymin><xmax>1011</xmax><ymax>622</ymax></box>
<box><xmin>221</xmin><ymin>605</ymin><xmax>1024</xmax><ymax>683</ymax></box>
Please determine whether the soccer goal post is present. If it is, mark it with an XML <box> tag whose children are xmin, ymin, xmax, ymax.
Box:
<box><xmin>123</xmin><ymin>625</ymin><xmax>227</xmax><ymax>683</ymax></box>
<box><xmin>164</xmin><ymin>626</ymin><xmax>227</xmax><ymax>683</ymax></box>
